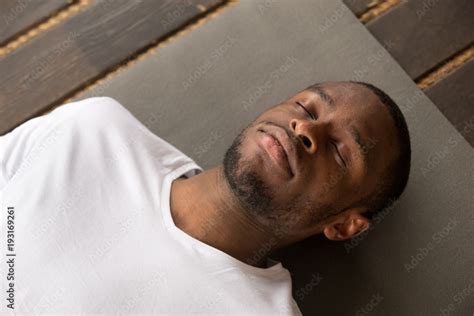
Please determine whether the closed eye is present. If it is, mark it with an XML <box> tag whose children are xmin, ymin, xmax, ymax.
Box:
<box><xmin>296</xmin><ymin>101</ymin><xmax>316</xmax><ymax>120</ymax></box>
<box><xmin>331</xmin><ymin>141</ymin><xmax>347</xmax><ymax>169</ymax></box>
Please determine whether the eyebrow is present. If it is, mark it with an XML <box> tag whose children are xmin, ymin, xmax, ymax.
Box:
<box><xmin>307</xmin><ymin>85</ymin><xmax>369</xmax><ymax>174</ymax></box>
<box><xmin>307</xmin><ymin>86</ymin><xmax>335</xmax><ymax>107</ymax></box>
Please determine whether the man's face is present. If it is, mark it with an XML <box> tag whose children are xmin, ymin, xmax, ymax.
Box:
<box><xmin>223</xmin><ymin>82</ymin><xmax>398</xmax><ymax>236</ymax></box>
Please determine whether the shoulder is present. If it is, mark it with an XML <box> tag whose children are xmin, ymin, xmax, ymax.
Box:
<box><xmin>50</xmin><ymin>97</ymin><xmax>145</xmax><ymax>135</ymax></box>
<box><xmin>52</xmin><ymin>97</ymin><xmax>131</xmax><ymax>123</ymax></box>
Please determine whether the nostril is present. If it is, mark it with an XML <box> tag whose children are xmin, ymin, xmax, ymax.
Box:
<box><xmin>301</xmin><ymin>135</ymin><xmax>312</xmax><ymax>148</ymax></box>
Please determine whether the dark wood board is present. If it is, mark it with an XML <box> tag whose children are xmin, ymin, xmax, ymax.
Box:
<box><xmin>0</xmin><ymin>0</ymin><xmax>71</xmax><ymax>45</ymax></box>
<box><xmin>366</xmin><ymin>0</ymin><xmax>474</xmax><ymax>79</ymax></box>
<box><xmin>425</xmin><ymin>59</ymin><xmax>474</xmax><ymax>146</ymax></box>
<box><xmin>343</xmin><ymin>0</ymin><xmax>373</xmax><ymax>16</ymax></box>
<box><xmin>0</xmin><ymin>0</ymin><xmax>223</xmax><ymax>135</ymax></box>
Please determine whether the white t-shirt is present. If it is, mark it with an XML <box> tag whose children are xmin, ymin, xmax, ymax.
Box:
<box><xmin>0</xmin><ymin>97</ymin><xmax>302</xmax><ymax>315</ymax></box>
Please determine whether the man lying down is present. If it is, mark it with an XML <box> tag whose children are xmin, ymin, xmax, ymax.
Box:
<box><xmin>0</xmin><ymin>81</ymin><xmax>411</xmax><ymax>314</ymax></box>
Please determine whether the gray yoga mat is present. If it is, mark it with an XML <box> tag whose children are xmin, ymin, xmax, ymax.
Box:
<box><xmin>76</xmin><ymin>1</ymin><xmax>474</xmax><ymax>314</ymax></box>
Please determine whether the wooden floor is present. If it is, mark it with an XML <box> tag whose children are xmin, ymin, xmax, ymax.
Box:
<box><xmin>0</xmin><ymin>0</ymin><xmax>473</xmax><ymax>146</ymax></box>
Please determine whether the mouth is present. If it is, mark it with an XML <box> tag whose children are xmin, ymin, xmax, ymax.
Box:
<box><xmin>257</xmin><ymin>127</ymin><xmax>295</xmax><ymax>177</ymax></box>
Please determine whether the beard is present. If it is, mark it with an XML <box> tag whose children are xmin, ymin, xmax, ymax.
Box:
<box><xmin>223</xmin><ymin>126</ymin><xmax>276</xmax><ymax>219</ymax></box>
<box><xmin>222</xmin><ymin>124</ymin><xmax>339</xmax><ymax>230</ymax></box>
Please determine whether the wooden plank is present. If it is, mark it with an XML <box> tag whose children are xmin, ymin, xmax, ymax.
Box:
<box><xmin>425</xmin><ymin>59</ymin><xmax>474</xmax><ymax>147</ymax></box>
<box><xmin>343</xmin><ymin>0</ymin><xmax>374</xmax><ymax>16</ymax></box>
<box><xmin>0</xmin><ymin>0</ymin><xmax>224</xmax><ymax>135</ymax></box>
<box><xmin>366</xmin><ymin>0</ymin><xmax>474</xmax><ymax>79</ymax></box>
<box><xmin>0</xmin><ymin>0</ymin><xmax>71</xmax><ymax>45</ymax></box>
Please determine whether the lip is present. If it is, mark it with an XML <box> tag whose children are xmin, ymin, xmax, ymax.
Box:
<box><xmin>258</xmin><ymin>126</ymin><xmax>296</xmax><ymax>177</ymax></box>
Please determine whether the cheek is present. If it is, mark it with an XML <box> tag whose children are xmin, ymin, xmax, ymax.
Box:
<box><xmin>300</xmin><ymin>160</ymin><xmax>349</xmax><ymax>203</ymax></box>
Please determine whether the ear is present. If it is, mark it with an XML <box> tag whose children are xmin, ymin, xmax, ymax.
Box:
<box><xmin>322</xmin><ymin>209</ymin><xmax>371</xmax><ymax>241</ymax></box>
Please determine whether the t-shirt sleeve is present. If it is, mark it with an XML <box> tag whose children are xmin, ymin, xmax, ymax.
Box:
<box><xmin>0</xmin><ymin>97</ymin><xmax>116</xmax><ymax>191</ymax></box>
<box><xmin>0</xmin><ymin>113</ymin><xmax>54</xmax><ymax>191</ymax></box>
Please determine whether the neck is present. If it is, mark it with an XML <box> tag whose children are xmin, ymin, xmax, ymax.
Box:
<box><xmin>170</xmin><ymin>165</ymin><xmax>280</xmax><ymax>268</ymax></box>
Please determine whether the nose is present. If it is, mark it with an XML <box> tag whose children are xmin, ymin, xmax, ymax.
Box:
<box><xmin>289</xmin><ymin>118</ymin><xmax>323</xmax><ymax>154</ymax></box>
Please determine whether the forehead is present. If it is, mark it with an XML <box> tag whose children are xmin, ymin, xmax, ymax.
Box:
<box><xmin>302</xmin><ymin>82</ymin><xmax>381</xmax><ymax>110</ymax></box>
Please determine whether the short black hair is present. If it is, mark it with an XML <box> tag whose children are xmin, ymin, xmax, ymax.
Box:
<box><xmin>305</xmin><ymin>81</ymin><xmax>411</xmax><ymax>221</ymax></box>
<box><xmin>349</xmin><ymin>81</ymin><xmax>411</xmax><ymax>220</ymax></box>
